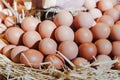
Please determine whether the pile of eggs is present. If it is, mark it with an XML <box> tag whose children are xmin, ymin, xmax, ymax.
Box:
<box><xmin>0</xmin><ymin>0</ymin><xmax>120</xmax><ymax>70</ymax></box>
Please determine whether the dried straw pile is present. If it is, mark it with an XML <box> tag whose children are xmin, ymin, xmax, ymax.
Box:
<box><xmin>0</xmin><ymin>53</ymin><xmax>120</xmax><ymax>80</ymax></box>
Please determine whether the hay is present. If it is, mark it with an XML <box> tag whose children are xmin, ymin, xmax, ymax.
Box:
<box><xmin>0</xmin><ymin>54</ymin><xmax>120</xmax><ymax>80</ymax></box>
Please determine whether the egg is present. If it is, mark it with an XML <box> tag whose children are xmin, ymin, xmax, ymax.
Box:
<box><xmin>54</xmin><ymin>25</ymin><xmax>74</xmax><ymax>42</ymax></box>
<box><xmin>74</xmin><ymin>12</ymin><xmax>94</xmax><ymax>28</ymax></box>
<box><xmin>4</xmin><ymin>16</ymin><xmax>17</xmax><ymax>27</ymax></box>
<box><xmin>111</xmin><ymin>41</ymin><xmax>120</xmax><ymax>56</ymax></box>
<box><xmin>44</xmin><ymin>54</ymin><xmax>65</xmax><ymax>69</ymax></box>
<box><xmin>98</xmin><ymin>0</ymin><xmax>113</xmax><ymax>12</ymax></box>
<box><xmin>0</xmin><ymin>12</ymin><xmax>7</xmax><ymax>22</ymax></box>
<box><xmin>97</xmin><ymin>15</ymin><xmax>114</xmax><ymax>26</ymax></box>
<box><xmin>84</xmin><ymin>0</ymin><xmax>97</xmax><ymax>10</ymax></box>
<box><xmin>72</xmin><ymin>57</ymin><xmax>89</xmax><ymax>67</ymax></box>
<box><xmin>104</xmin><ymin>8</ymin><xmax>120</xmax><ymax>22</ymax></box>
<box><xmin>21</xmin><ymin>17</ymin><xmax>41</xmax><ymax>31</ymax></box>
<box><xmin>110</xmin><ymin>24</ymin><xmax>120</xmax><ymax>40</ymax></box>
<box><xmin>2</xmin><ymin>45</ymin><xmax>16</xmax><ymax>58</ymax></box>
<box><xmin>58</xmin><ymin>41</ymin><xmax>78</xmax><ymax>60</ymax></box>
<box><xmin>91</xmin><ymin>22</ymin><xmax>110</xmax><ymax>39</ymax></box>
<box><xmin>113</xmin><ymin>56</ymin><xmax>120</xmax><ymax>70</ymax></box>
<box><xmin>5</xmin><ymin>27</ymin><xmax>24</xmax><ymax>45</ymax></box>
<box><xmin>89</xmin><ymin>8</ymin><xmax>102</xmax><ymax>19</ymax></box>
<box><xmin>79</xmin><ymin>42</ymin><xmax>97</xmax><ymax>60</ymax></box>
<box><xmin>75</xmin><ymin>28</ymin><xmax>93</xmax><ymax>44</ymax></box>
<box><xmin>39</xmin><ymin>38</ymin><xmax>57</xmax><ymax>55</ymax></box>
<box><xmin>0</xmin><ymin>23</ymin><xmax>7</xmax><ymax>34</ymax></box>
<box><xmin>23</xmin><ymin>31</ymin><xmax>41</xmax><ymax>48</ymax></box>
<box><xmin>114</xmin><ymin>5</ymin><xmax>120</xmax><ymax>13</ymax></box>
<box><xmin>111</xmin><ymin>0</ymin><xmax>119</xmax><ymax>6</ymax></box>
<box><xmin>95</xmin><ymin>39</ymin><xmax>112</xmax><ymax>55</ymax></box>
<box><xmin>0</xmin><ymin>39</ymin><xmax>8</xmax><ymax>52</ymax></box>
<box><xmin>116</xmin><ymin>21</ymin><xmax>120</xmax><ymax>24</ymax></box>
<box><xmin>96</xmin><ymin>55</ymin><xmax>112</xmax><ymax>69</ymax></box>
<box><xmin>11</xmin><ymin>46</ymin><xmax>29</xmax><ymax>63</ymax></box>
<box><xmin>53</xmin><ymin>11</ymin><xmax>73</xmax><ymax>27</ymax></box>
<box><xmin>38</xmin><ymin>20</ymin><xmax>56</xmax><ymax>39</ymax></box>
<box><xmin>20</xmin><ymin>49</ymin><xmax>44</xmax><ymax>68</ymax></box>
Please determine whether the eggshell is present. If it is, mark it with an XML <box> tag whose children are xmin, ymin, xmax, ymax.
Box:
<box><xmin>72</xmin><ymin>57</ymin><xmax>89</xmax><ymax>66</ymax></box>
<box><xmin>91</xmin><ymin>22</ymin><xmax>110</xmax><ymax>39</ymax></box>
<box><xmin>74</xmin><ymin>12</ymin><xmax>94</xmax><ymax>28</ymax></box>
<box><xmin>104</xmin><ymin>8</ymin><xmax>120</xmax><ymax>22</ymax></box>
<box><xmin>23</xmin><ymin>31</ymin><xmax>41</xmax><ymax>48</ymax></box>
<box><xmin>0</xmin><ymin>23</ymin><xmax>7</xmax><ymax>34</ymax></box>
<box><xmin>53</xmin><ymin>11</ymin><xmax>73</xmax><ymax>27</ymax></box>
<box><xmin>2</xmin><ymin>45</ymin><xmax>16</xmax><ymax>58</ymax></box>
<box><xmin>21</xmin><ymin>17</ymin><xmax>41</xmax><ymax>31</ymax></box>
<box><xmin>89</xmin><ymin>8</ymin><xmax>102</xmax><ymax>19</ymax></box>
<box><xmin>97</xmin><ymin>15</ymin><xmax>114</xmax><ymax>26</ymax></box>
<box><xmin>75</xmin><ymin>28</ymin><xmax>93</xmax><ymax>44</ymax></box>
<box><xmin>0</xmin><ymin>39</ymin><xmax>8</xmax><ymax>52</ymax></box>
<box><xmin>84</xmin><ymin>0</ymin><xmax>97</xmax><ymax>10</ymax></box>
<box><xmin>79</xmin><ymin>42</ymin><xmax>97</xmax><ymax>60</ymax></box>
<box><xmin>20</xmin><ymin>49</ymin><xmax>44</xmax><ymax>68</ymax></box>
<box><xmin>58</xmin><ymin>41</ymin><xmax>78</xmax><ymax>60</ymax></box>
<box><xmin>38</xmin><ymin>20</ymin><xmax>56</xmax><ymax>39</ymax></box>
<box><xmin>95</xmin><ymin>39</ymin><xmax>112</xmax><ymax>55</ymax></box>
<box><xmin>5</xmin><ymin>27</ymin><xmax>24</xmax><ymax>45</ymax></box>
<box><xmin>96</xmin><ymin>55</ymin><xmax>112</xmax><ymax>69</ymax></box>
<box><xmin>44</xmin><ymin>54</ymin><xmax>65</xmax><ymax>69</ymax></box>
<box><xmin>98</xmin><ymin>0</ymin><xmax>113</xmax><ymax>12</ymax></box>
<box><xmin>110</xmin><ymin>24</ymin><xmax>120</xmax><ymax>40</ymax></box>
<box><xmin>4</xmin><ymin>16</ymin><xmax>17</xmax><ymax>27</ymax></box>
<box><xmin>111</xmin><ymin>41</ymin><xmax>120</xmax><ymax>56</ymax></box>
<box><xmin>39</xmin><ymin>38</ymin><xmax>57</xmax><ymax>55</ymax></box>
<box><xmin>55</xmin><ymin>25</ymin><xmax>74</xmax><ymax>42</ymax></box>
<box><xmin>11</xmin><ymin>46</ymin><xmax>29</xmax><ymax>63</ymax></box>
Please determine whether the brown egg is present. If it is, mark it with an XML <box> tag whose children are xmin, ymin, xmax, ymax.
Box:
<box><xmin>21</xmin><ymin>17</ymin><xmax>41</xmax><ymax>31</ymax></box>
<box><xmin>4</xmin><ymin>16</ymin><xmax>17</xmax><ymax>27</ymax></box>
<box><xmin>97</xmin><ymin>15</ymin><xmax>114</xmax><ymax>26</ymax></box>
<box><xmin>0</xmin><ymin>39</ymin><xmax>8</xmax><ymax>52</ymax></box>
<box><xmin>75</xmin><ymin>28</ymin><xmax>93</xmax><ymax>44</ymax></box>
<box><xmin>44</xmin><ymin>54</ymin><xmax>65</xmax><ymax>69</ymax></box>
<box><xmin>113</xmin><ymin>56</ymin><xmax>120</xmax><ymax>70</ymax></box>
<box><xmin>5</xmin><ymin>27</ymin><xmax>24</xmax><ymax>45</ymax></box>
<box><xmin>23</xmin><ymin>31</ymin><xmax>41</xmax><ymax>48</ymax></box>
<box><xmin>111</xmin><ymin>41</ymin><xmax>120</xmax><ymax>56</ymax></box>
<box><xmin>38</xmin><ymin>20</ymin><xmax>56</xmax><ymax>38</ymax></box>
<box><xmin>74</xmin><ymin>12</ymin><xmax>94</xmax><ymax>28</ymax></box>
<box><xmin>0</xmin><ymin>12</ymin><xmax>7</xmax><ymax>22</ymax></box>
<box><xmin>98</xmin><ymin>0</ymin><xmax>113</xmax><ymax>12</ymax></box>
<box><xmin>95</xmin><ymin>39</ymin><xmax>112</xmax><ymax>55</ymax></box>
<box><xmin>2</xmin><ymin>45</ymin><xmax>16</xmax><ymax>58</ymax></box>
<box><xmin>39</xmin><ymin>38</ymin><xmax>57</xmax><ymax>55</ymax></box>
<box><xmin>58</xmin><ymin>41</ymin><xmax>78</xmax><ymax>60</ymax></box>
<box><xmin>0</xmin><ymin>23</ymin><xmax>7</xmax><ymax>33</ymax></box>
<box><xmin>110</xmin><ymin>24</ymin><xmax>120</xmax><ymax>40</ymax></box>
<box><xmin>11</xmin><ymin>46</ymin><xmax>29</xmax><ymax>63</ymax></box>
<box><xmin>104</xmin><ymin>8</ymin><xmax>120</xmax><ymax>22</ymax></box>
<box><xmin>55</xmin><ymin>25</ymin><xmax>74</xmax><ymax>42</ymax></box>
<box><xmin>20</xmin><ymin>49</ymin><xmax>44</xmax><ymax>68</ymax></box>
<box><xmin>53</xmin><ymin>11</ymin><xmax>73</xmax><ymax>27</ymax></box>
<box><xmin>116</xmin><ymin>20</ymin><xmax>120</xmax><ymax>24</ymax></box>
<box><xmin>79</xmin><ymin>42</ymin><xmax>97</xmax><ymax>60</ymax></box>
<box><xmin>96</xmin><ymin>55</ymin><xmax>112</xmax><ymax>69</ymax></box>
<box><xmin>72</xmin><ymin>57</ymin><xmax>89</xmax><ymax>66</ymax></box>
<box><xmin>91</xmin><ymin>22</ymin><xmax>110</xmax><ymax>39</ymax></box>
